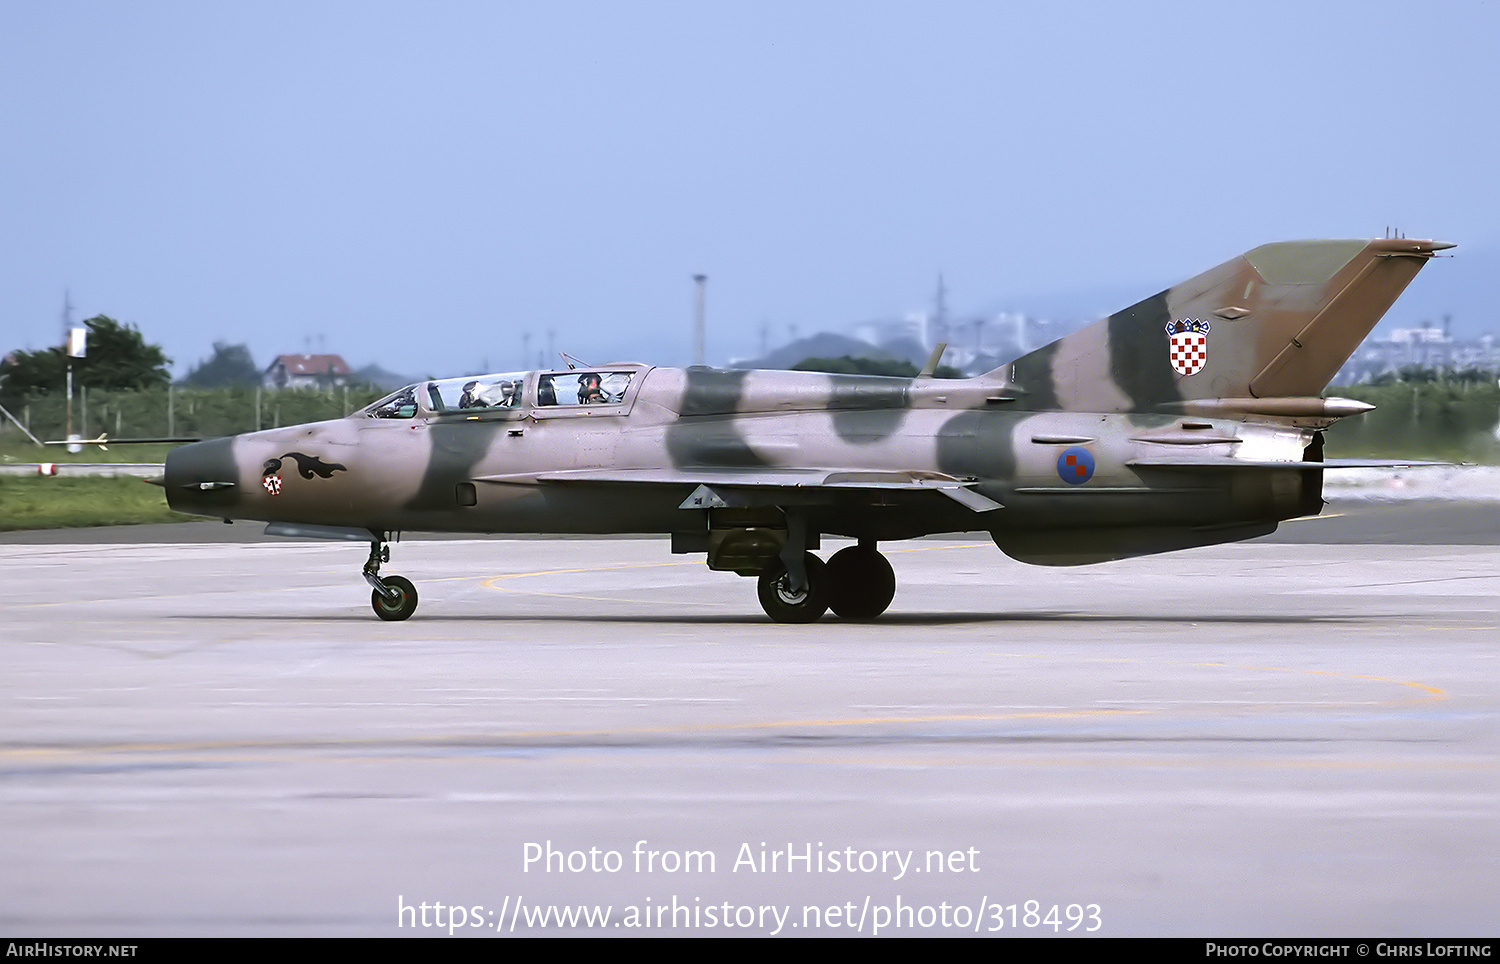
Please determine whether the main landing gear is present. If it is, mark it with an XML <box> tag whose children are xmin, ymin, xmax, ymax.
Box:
<box><xmin>363</xmin><ymin>539</ymin><xmax>418</xmax><ymax>621</ymax></box>
<box><xmin>824</xmin><ymin>545</ymin><xmax>896</xmax><ymax>620</ymax></box>
<box><xmin>756</xmin><ymin>542</ymin><xmax>897</xmax><ymax>624</ymax></box>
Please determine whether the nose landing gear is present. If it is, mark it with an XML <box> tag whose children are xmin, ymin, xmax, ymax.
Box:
<box><xmin>363</xmin><ymin>539</ymin><xmax>419</xmax><ymax>621</ymax></box>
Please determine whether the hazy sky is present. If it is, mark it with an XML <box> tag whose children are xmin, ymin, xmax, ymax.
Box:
<box><xmin>3</xmin><ymin>1</ymin><xmax>1495</xmax><ymax>379</ymax></box>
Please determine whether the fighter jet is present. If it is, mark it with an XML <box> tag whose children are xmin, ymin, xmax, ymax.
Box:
<box><xmin>161</xmin><ymin>237</ymin><xmax>1451</xmax><ymax>622</ymax></box>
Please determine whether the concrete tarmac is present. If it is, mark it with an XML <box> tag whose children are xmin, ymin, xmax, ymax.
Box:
<box><xmin>2</xmin><ymin>508</ymin><xmax>1497</xmax><ymax>936</ymax></box>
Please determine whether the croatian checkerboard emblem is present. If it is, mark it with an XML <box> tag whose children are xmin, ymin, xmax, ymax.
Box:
<box><xmin>1056</xmin><ymin>446</ymin><xmax>1095</xmax><ymax>485</ymax></box>
<box><xmin>262</xmin><ymin>475</ymin><xmax>283</xmax><ymax>495</ymax></box>
<box><xmin>1166</xmin><ymin>318</ymin><xmax>1210</xmax><ymax>376</ymax></box>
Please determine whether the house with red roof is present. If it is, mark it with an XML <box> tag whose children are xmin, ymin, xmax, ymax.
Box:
<box><xmin>263</xmin><ymin>353</ymin><xmax>352</xmax><ymax>389</ymax></box>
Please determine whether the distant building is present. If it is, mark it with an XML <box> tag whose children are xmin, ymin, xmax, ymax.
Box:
<box><xmin>1334</xmin><ymin>324</ymin><xmax>1500</xmax><ymax>384</ymax></box>
<box><xmin>264</xmin><ymin>353</ymin><xmax>352</xmax><ymax>389</ymax></box>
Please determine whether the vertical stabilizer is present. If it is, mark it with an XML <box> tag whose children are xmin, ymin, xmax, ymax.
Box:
<box><xmin>1004</xmin><ymin>238</ymin><xmax>1451</xmax><ymax>413</ymax></box>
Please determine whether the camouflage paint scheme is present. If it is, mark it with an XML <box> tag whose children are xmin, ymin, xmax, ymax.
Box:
<box><xmin>163</xmin><ymin>238</ymin><xmax>1450</xmax><ymax>621</ymax></box>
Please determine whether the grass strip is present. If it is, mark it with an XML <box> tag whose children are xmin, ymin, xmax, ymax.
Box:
<box><xmin>0</xmin><ymin>475</ymin><xmax>198</xmax><ymax>531</ymax></box>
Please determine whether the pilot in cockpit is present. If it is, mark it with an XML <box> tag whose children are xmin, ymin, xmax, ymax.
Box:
<box><xmin>459</xmin><ymin>379</ymin><xmax>520</xmax><ymax>409</ymax></box>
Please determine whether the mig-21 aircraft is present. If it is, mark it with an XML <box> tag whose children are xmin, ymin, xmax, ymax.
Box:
<box><xmin>160</xmin><ymin>237</ymin><xmax>1451</xmax><ymax>622</ymax></box>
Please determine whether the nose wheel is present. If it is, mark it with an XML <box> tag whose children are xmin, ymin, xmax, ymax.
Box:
<box><xmin>371</xmin><ymin>575</ymin><xmax>418</xmax><ymax>621</ymax></box>
<box><xmin>363</xmin><ymin>539</ymin><xmax>419</xmax><ymax>621</ymax></box>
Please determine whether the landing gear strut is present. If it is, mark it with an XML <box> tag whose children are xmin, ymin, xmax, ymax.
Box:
<box><xmin>363</xmin><ymin>539</ymin><xmax>418</xmax><ymax>621</ymax></box>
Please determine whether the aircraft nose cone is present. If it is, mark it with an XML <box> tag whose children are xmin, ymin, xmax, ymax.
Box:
<box><xmin>163</xmin><ymin>437</ymin><xmax>241</xmax><ymax>517</ymax></box>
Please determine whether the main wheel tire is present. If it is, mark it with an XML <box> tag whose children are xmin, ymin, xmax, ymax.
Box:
<box><xmin>757</xmin><ymin>553</ymin><xmax>828</xmax><ymax>624</ymax></box>
<box><xmin>825</xmin><ymin>546</ymin><xmax>896</xmax><ymax>620</ymax></box>
<box><xmin>371</xmin><ymin>575</ymin><xmax>418</xmax><ymax>621</ymax></box>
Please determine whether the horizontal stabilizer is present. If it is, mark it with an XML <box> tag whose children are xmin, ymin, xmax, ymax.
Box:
<box><xmin>1128</xmin><ymin>457</ymin><xmax>1448</xmax><ymax>471</ymax></box>
<box><xmin>1318</xmin><ymin>458</ymin><xmax>1451</xmax><ymax>469</ymax></box>
<box><xmin>1158</xmin><ymin>396</ymin><xmax>1376</xmax><ymax>424</ymax></box>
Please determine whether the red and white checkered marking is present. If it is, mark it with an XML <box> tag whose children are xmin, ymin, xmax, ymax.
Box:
<box><xmin>1168</xmin><ymin>332</ymin><xmax>1208</xmax><ymax>376</ymax></box>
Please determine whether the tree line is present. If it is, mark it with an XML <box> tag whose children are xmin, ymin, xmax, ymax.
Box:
<box><xmin>2</xmin><ymin>316</ymin><xmax>272</xmax><ymax>399</ymax></box>
<box><xmin>1326</xmin><ymin>378</ymin><xmax>1500</xmax><ymax>462</ymax></box>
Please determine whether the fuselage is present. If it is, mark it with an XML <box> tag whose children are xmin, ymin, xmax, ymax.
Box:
<box><xmin>164</xmin><ymin>362</ymin><xmax>1317</xmax><ymax>561</ymax></box>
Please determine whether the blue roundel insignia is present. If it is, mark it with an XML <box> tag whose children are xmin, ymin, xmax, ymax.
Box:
<box><xmin>1056</xmin><ymin>446</ymin><xmax>1095</xmax><ymax>485</ymax></box>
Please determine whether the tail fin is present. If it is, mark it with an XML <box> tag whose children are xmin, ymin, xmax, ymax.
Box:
<box><xmin>1004</xmin><ymin>238</ymin><xmax>1452</xmax><ymax>413</ymax></box>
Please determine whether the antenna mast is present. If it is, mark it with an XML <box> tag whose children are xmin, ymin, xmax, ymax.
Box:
<box><xmin>693</xmin><ymin>274</ymin><xmax>707</xmax><ymax>366</ymax></box>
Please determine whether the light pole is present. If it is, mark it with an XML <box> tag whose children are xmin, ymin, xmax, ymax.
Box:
<box><xmin>693</xmin><ymin>274</ymin><xmax>707</xmax><ymax>366</ymax></box>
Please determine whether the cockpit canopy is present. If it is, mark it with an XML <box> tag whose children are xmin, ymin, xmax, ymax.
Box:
<box><xmin>360</xmin><ymin>367</ymin><xmax>644</xmax><ymax>420</ymax></box>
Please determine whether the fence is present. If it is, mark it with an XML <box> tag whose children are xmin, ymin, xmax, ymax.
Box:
<box><xmin>1327</xmin><ymin>381</ymin><xmax>1500</xmax><ymax>462</ymax></box>
<box><xmin>0</xmin><ymin>384</ymin><xmax>390</xmax><ymax>443</ymax></box>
